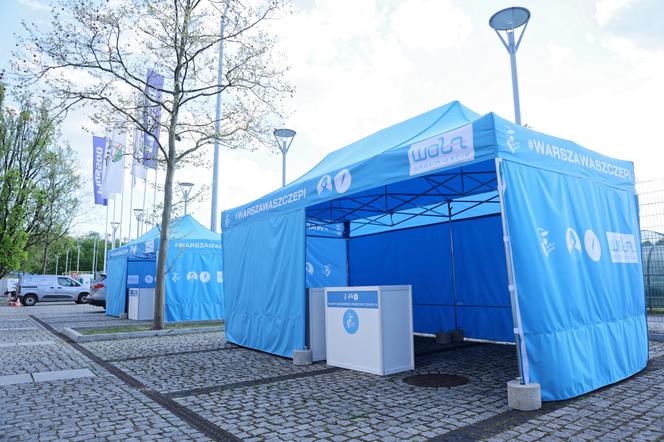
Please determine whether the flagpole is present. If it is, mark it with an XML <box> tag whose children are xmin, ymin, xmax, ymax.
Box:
<box><xmin>142</xmin><ymin>169</ymin><xmax>148</xmax><ymax>235</ymax></box>
<box><xmin>118</xmin><ymin>157</ymin><xmax>126</xmax><ymax>246</ymax></box>
<box><xmin>128</xmin><ymin>174</ymin><xmax>135</xmax><ymax>241</ymax></box>
<box><xmin>103</xmin><ymin>203</ymin><xmax>109</xmax><ymax>272</ymax></box>
<box><xmin>153</xmin><ymin>166</ymin><xmax>158</xmax><ymax>224</ymax></box>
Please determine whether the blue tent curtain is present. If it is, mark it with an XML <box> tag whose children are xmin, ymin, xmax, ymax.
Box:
<box><xmin>500</xmin><ymin>159</ymin><xmax>647</xmax><ymax>400</ymax></box>
<box><xmin>223</xmin><ymin>209</ymin><xmax>306</xmax><ymax>357</ymax></box>
<box><xmin>349</xmin><ymin>214</ymin><xmax>512</xmax><ymax>342</ymax></box>
<box><xmin>165</xmin><ymin>248</ymin><xmax>224</xmax><ymax>321</ymax></box>
<box><xmin>105</xmin><ymin>253</ymin><xmax>128</xmax><ymax>316</ymax></box>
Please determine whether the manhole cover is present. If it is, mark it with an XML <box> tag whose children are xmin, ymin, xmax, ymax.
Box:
<box><xmin>403</xmin><ymin>374</ymin><xmax>469</xmax><ymax>388</ymax></box>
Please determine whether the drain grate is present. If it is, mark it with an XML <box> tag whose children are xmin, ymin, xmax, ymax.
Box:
<box><xmin>403</xmin><ymin>373</ymin><xmax>469</xmax><ymax>388</ymax></box>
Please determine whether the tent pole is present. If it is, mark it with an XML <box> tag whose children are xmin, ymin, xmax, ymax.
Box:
<box><xmin>448</xmin><ymin>202</ymin><xmax>459</xmax><ymax>331</ymax></box>
<box><xmin>344</xmin><ymin>221</ymin><xmax>351</xmax><ymax>286</ymax></box>
<box><xmin>495</xmin><ymin>158</ymin><xmax>529</xmax><ymax>385</ymax></box>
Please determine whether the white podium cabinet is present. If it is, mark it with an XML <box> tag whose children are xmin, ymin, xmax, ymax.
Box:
<box><xmin>128</xmin><ymin>288</ymin><xmax>155</xmax><ymax>321</ymax></box>
<box><xmin>325</xmin><ymin>285</ymin><xmax>414</xmax><ymax>375</ymax></box>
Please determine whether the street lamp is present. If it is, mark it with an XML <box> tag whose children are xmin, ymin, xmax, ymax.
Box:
<box><xmin>110</xmin><ymin>222</ymin><xmax>120</xmax><ymax>249</ymax></box>
<box><xmin>76</xmin><ymin>242</ymin><xmax>81</xmax><ymax>272</ymax></box>
<box><xmin>179</xmin><ymin>182</ymin><xmax>194</xmax><ymax>215</ymax></box>
<box><xmin>489</xmin><ymin>6</ymin><xmax>531</xmax><ymax>126</ymax></box>
<box><xmin>133</xmin><ymin>209</ymin><xmax>144</xmax><ymax>238</ymax></box>
<box><xmin>273</xmin><ymin>128</ymin><xmax>296</xmax><ymax>187</ymax></box>
<box><xmin>210</xmin><ymin>0</ymin><xmax>231</xmax><ymax>234</ymax></box>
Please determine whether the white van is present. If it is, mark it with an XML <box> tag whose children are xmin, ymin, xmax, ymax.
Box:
<box><xmin>16</xmin><ymin>275</ymin><xmax>90</xmax><ymax>306</ymax></box>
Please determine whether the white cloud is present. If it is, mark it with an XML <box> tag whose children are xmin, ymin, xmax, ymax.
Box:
<box><xmin>16</xmin><ymin>0</ymin><xmax>48</xmax><ymax>12</ymax></box>
<box><xmin>594</xmin><ymin>0</ymin><xmax>633</xmax><ymax>26</ymax></box>
<box><xmin>389</xmin><ymin>0</ymin><xmax>472</xmax><ymax>51</ymax></box>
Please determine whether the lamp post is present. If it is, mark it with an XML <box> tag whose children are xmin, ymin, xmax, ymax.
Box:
<box><xmin>273</xmin><ymin>128</ymin><xmax>296</xmax><ymax>187</ymax></box>
<box><xmin>65</xmin><ymin>250</ymin><xmax>70</xmax><ymax>274</ymax></box>
<box><xmin>55</xmin><ymin>255</ymin><xmax>59</xmax><ymax>275</ymax></box>
<box><xmin>92</xmin><ymin>234</ymin><xmax>98</xmax><ymax>276</ymax></box>
<box><xmin>210</xmin><ymin>0</ymin><xmax>231</xmax><ymax>233</ymax></box>
<box><xmin>179</xmin><ymin>182</ymin><xmax>194</xmax><ymax>215</ymax></box>
<box><xmin>76</xmin><ymin>243</ymin><xmax>81</xmax><ymax>272</ymax></box>
<box><xmin>489</xmin><ymin>7</ymin><xmax>531</xmax><ymax>126</ymax></box>
<box><xmin>110</xmin><ymin>222</ymin><xmax>120</xmax><ymax>249</ymax></box>
<box><xmin>133</xmin><ymin>209</ymin><xmax>144</xmax><ymax>238</ymax></box>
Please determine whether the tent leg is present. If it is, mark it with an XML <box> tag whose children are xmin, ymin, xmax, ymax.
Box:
<box><xmin>344</xmin><ymin>221</ymin><xmax>351</xmax><ymax>286</ymax></box>
<box><xmin>495</xmin><ymin>158</ymin><xmax>529</xmax><ymax>385</ymax></box>
<box><xmin>448</xmin><ymin>202</ymin><xmax>459</xmax><ymax>332</ymax></box>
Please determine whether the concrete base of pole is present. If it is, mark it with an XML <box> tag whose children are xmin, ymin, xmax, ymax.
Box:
<box><xmin>119</xmin><ymin>313</ymin><xmax>128</xmax><ymax>320</ymax></box>
<box><xmin>293</xmin><ymin>349</ymin><xmax>313</xmax><ymax>366</ymax></box>
<box><xmin>435</xmin><ymin>331</ymin><xmax>451</xmax><ymax>345</ymax></box>
<box><xmin>507</xmin><ymin>380</ymin><xmax>541</xmax><ymax>411</ymax></box>
<box><xmin>450</xmin><ymin>329</ymin><xmax>464</xmax><ymax>342</ymax></box>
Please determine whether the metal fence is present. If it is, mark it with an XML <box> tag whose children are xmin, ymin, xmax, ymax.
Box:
<box><xmin>637</xmin><ymin>178</ymin><xmax>664</xmax><ymax>323</ymax></box>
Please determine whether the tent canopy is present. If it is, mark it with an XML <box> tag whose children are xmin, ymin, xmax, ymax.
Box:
<box><xmin>106</xmin><ymin>215</ymin><xmax>224</xmax><ymax>322</ymax></box>
<box><xmin>222</xmin><ymin>101</ymin><xmax>647</xmax><ymax>401</ymax></box>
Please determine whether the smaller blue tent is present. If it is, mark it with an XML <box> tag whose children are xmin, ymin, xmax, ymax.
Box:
<box><xmin>106</xmin><ymin>215</ymin><xmax>224</xmax><ymax>321</ymax></box>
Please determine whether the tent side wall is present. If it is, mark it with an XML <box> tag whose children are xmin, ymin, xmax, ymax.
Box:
<box><xmin>223</xmin><ymin>209</ymin><xmax>306</xmax><ymax>358</ymax></box>
<box><xmin>105</xmin><ymin>248</ymin><xmax>129</xmax><ymax>317</ymax></box>
<box><xmin>500</xmin><ymin>159</ymin><xmax>648</xmax><ymax>401</ymax></box>
<box><xmin>165</xmin><ymin>242</ymin><xmax>224</xmax><ymax>322</ymax></box>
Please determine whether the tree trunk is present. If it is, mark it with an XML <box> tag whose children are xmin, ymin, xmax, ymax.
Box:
<box><xmin>42</xmin><ymin>241</ymin><xmax>49</xmax><ymax>274</ymax></box>
<box><xmin>153</xmin><ymin>105</ymin><xmax>180</xmax><ymax>330</ymax></box>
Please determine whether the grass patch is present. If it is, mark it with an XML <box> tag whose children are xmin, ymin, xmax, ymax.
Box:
<box><xmin>78</xmin><ymin>320</ymin><xmax>224</xmax><ymax>335</ymax></box>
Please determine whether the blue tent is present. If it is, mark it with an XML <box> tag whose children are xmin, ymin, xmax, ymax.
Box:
<box><xmin>106</xmin><ymin>215</ymin><xmax>224</xmax><ymax>322</ymax></box>
<box><xmin>221</xmin><ymin>101</ymin><xmax>647</xmax><ymax>401</ymax></box>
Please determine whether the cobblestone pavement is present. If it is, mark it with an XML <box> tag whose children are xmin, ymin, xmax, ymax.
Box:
<box><xmin>1</xmin><ymin>302</ymin><xmax>663</xmax><ymax>441</ymax></box>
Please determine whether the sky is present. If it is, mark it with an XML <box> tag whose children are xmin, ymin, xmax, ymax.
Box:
<box><xmin>1</xmin><ymin>0</ymin><xmax>663</xmax><ymax>239</ymax></box>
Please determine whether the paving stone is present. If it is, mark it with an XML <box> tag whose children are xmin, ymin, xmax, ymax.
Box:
<box><xmin>0</xmin><ymin>373</ymin><xmax>33</xmax><ymax>386</ymax></box>
<box><xmin>32</xmin><ymin>368</ymin><xmax>95</xmax><ymax>382</ymax></box>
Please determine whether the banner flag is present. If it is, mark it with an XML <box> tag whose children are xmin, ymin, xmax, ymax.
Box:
<box><xmin>92</xmin><ymin>135</ymin><xmax>107</xmax><ymax>206</ymax></box>
<box><xmin>131</xmin><ymin>127</ymin><xmax>147</xmax><ymax>183</ymax></box>
<box><xmin>143</xmin><ymin>68</ymin><xmax>164</xmax><ymax>169</ymax></box>
<box><xmin>101</xmin><ymin>129</ymin><xmax>127</xmax><ymax>199</ymax></box>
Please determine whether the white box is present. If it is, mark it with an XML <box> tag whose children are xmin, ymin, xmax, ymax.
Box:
<box><xmin>308</xmin><ymin>288</ymin><xmax>326</xmax><ymax>362</ymax></box>
<box><xmin>324</xmin><ymin>285</ymin><xmax>413</xmax><ymax>375</ymax></box>
<box><xmin>128</xmin><ymin>288</ymin><xmax>155</xmax><ymax>321</ymax></box>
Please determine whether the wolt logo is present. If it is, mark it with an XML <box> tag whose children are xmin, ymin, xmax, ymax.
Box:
<box><xmin>408</xmin><ymin>124</ymin><xmax>474</xmax><ymax>176</ymax></box>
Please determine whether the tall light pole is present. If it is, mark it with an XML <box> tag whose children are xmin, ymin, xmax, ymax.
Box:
<box><xmin>489</xmin><ymin>7</ymin><xmax>530</xmax><ymax>126</ymax></box>
<box><xmin>111</xmin><ymin>222</ymin><xmax>120</xmax><ymax>249</ymax></box>
<box><xmin>133</xmin><ymin>209</ymin><xmax>144</xmax><ymax>238</ymax></box>
<box><xmin>92</xmin><ymin>235</ymin><xmax>98</xmax><ymax>276</ymax></box>
<box><xmin>55</xmin><ymin>255</ymin><xmax>59</xmax><ymax>275</ymax></box>
<box><xmin>179</xmin><ymin>182</ymin><xmax>194</xmax><ymax>215</ymax></box>
<box><xmin>273</xmin><ymin>128</ymin><xmax>296</xmax><ymax>187</ymax></box>
<box><xmin>210</xmin><ymin>1</ymin><xmax>231</xmax><ymax>233</ymax></box>
<box><xmin>65</xmin><ymin>250</ymin><xmax>70</xmax><ymax>274</ymax></box>
<box><xmin>76</xmin><ymin>243</ymin><xmax>81</xmax><ymax>272</ymax></box>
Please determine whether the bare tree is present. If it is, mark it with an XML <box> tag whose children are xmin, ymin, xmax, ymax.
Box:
<box><xmin>16</xmin><ymin>0</ymin><xmax>292</xmax><ymax>328</ymax></box>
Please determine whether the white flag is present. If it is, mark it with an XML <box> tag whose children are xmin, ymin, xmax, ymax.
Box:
<box><xmin>131</xmin><ymin>127</ymin><xmax>147</xmax><ymax>184</ymax></box>
<box><xmin>101</xmin><ymin>129</ymin><xmax>127</xmax><ymax>199</ymax></box>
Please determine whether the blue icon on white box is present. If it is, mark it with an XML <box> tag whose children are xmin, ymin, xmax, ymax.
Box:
<box><xmin>343</xmin><ymin>309</ymin><xmax>359</xmax><ymax>334</ymax></box>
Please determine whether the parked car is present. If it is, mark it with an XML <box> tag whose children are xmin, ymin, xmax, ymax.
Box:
<box><xmin>16</xmin><ymin>274</ymin><xmax>89</xmax><ymax>306</ymax></box>
<box><xmin>86</xmin><ymin>273</ymin><xmax>107</xmax><ymax>308</ymax></box>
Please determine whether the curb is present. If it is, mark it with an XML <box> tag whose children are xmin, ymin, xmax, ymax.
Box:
<box><xmin>62</xmin><ymin>325</ymin><xmax>225</xmax><ymax>342</ymax></box>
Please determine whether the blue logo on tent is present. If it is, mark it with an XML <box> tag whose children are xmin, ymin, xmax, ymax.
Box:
<box><xmin>343</xmin><ymin>309</ymin><xmax>359</xmax><ymax>334</ymax></box>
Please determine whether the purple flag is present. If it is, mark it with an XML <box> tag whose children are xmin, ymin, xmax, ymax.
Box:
<box><xmin>143</xmin><ymin>68</ymin><xmax>164</xmax><ymax>169</ymax></box>
<box><xmin>92</xmin><ymin>135</ymin><xmax>107</xmax><ymax>206</ymax></box>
